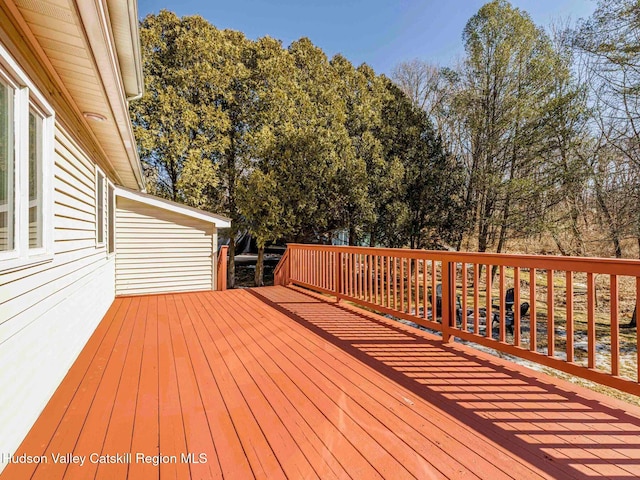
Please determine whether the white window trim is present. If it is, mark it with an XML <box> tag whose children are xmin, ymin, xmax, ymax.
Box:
<box><xmin>0</xmin><ymin>68</ymin><xmax>19</xmax><ymax>263</ymax></box>
<box><xmin>0</xmin><ymin>40</ymin><xmax>54</xmax><ymax>273</ymax></box>
<box><xmin>107</xmin><ymin>180</ymin><xmax>115</xmax><ymax>256</ymax></box>
<box><xmin>95</xmin><ymin>166</ymin><xmax>106</xmax><ymax>247</ymax></box>
<box><xmin>25</xmin><ymin>102</ymin><xmax>53</xmax><ymax>256</ymax></box>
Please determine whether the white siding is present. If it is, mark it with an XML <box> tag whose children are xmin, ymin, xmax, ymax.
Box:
<box><xmin>115</xmin><ymin>197</ymin><xmax>216</xmax><ymax>296</ymax></box>
<box><xmin>0</xmin><ymin>124</ymin><xmax>115</xmax><ymax>468</ymax></box>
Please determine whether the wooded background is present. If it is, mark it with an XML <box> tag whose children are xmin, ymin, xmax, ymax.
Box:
<box><xmin>130</xmin><ymin>0</ymin><xmax>640</xmax><ymax>286</ymax></box>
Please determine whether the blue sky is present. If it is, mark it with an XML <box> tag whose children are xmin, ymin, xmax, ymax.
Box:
<box><xmin>137</xmin><ymin>0</ymin><xmax>597</xmax><ymax>75</ymax></box>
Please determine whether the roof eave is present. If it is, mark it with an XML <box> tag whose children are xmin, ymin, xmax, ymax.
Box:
<box><xmin>75</xmin><ymin>0</ymin><xmax>144</xmax><ymax>189</ymax></box>
<box><xmin>115</xmin><ymin>186</ymin><xmax>232</xmax><ymax>228</ymax></box>
<box><xmin>106</xmin><ymin>0</ymin><xmax>144</xmax><ymax>101</ymax></box>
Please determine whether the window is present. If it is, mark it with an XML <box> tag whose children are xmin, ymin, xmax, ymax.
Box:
<box><xmin>29</xmin><ymin>109</ymin><xmax>43</xmax><ymax>249</ymax></box>
<box><xmin>96</xmin><ymin>169</ymin><xmax>105</xmax><ymax>245</ymax></box>
<box><xmin>0</xmin><ymin>41</ymin><xmax>54</xmax><ymax>270</ymax></box>
<box><xmin>107</xmin><ymin>183</ymin><xmax>114</xmax><ymax>254</ymax></box>
<box><xmin>0</xmin><ymin>78</ymin><xmax>14</xmax><ymax>253</ymax></box>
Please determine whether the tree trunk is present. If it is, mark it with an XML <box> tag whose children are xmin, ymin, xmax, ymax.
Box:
<box><xmin>478</xmin><ymin>217</ymin><xmax>490</xmax><ymax>253</ymax></box>
<box><xmin>228</xmin><ymin>234</ymin><xmax>236</xmax><ymax>289</ymax></box>
<box><xmin>551</xmin><ymin>231</ymin><xmax>569</xmax><ymax>256</ymax></box>
<box><xmin>594</xmin><ymin>180</ymin><xmax>623</xmax><ymax>258</ymax></box>
<box><xmin>570</xmin><ymin>203</ymin><xmax>585</xmax><ymax>256</ymax></box>
<box><xmin>637</xmin><ymin>212</ymin><xmax>640</xmax><ymax>259</ymax></box>
<box><xmin>226</xmin><ymin>120</ymin><xmax>239</xmax><ymax>288</ymax></box>
<box><xmin>348</xmin><ymin>224</ymin><xmax>357</xmax><ymax>246</ymax></box>
<box><xmin>254</xmin><ymin>246</ymin><xmax>265</xmax><ymax>287</ymax></box>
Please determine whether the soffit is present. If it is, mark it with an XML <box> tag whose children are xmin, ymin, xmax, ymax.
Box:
<box><xmin>11</xmin><ymin>0</ymin><xmax>142</xmax><ymax>189</ymax></box>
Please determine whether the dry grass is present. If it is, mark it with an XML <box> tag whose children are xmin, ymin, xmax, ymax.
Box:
<box><xmin>454</xmin><ymin>267</ymin><xmax>639</xmax><ymax>405</ymax></box>
<box><xmin>403</xmin><ymin>264</ymin><xmax>639</xmax><ymax>406</ymax></box>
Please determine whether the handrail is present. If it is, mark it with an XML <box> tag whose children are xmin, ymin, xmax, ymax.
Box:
<box><xmin>274</xmin><ymin>248</ymin><xmax>290</xmax><ymax>286</ymax></box>
<box><xmin>284</xmin><ymin>243</ymin><xmax>640</xmax><ymax>396</ymax></box>
<box><xmin>216</xmin><ymin>245</ymin><xmax>228</xmax><ymax>291</ymax></box>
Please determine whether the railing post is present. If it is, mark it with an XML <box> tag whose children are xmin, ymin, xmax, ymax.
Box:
<box><xmin>335</xmin><ymin>250</ymin><xmax>342</xmax><ymax>302</ymax></box>
<box><xmin>217</xmin><ymin>245</ymin><xmax>228</xmax><ymax>291</ymax></box>
<box><xmin>442</xmin><ymin>260</ymin><xmax>455</xmax><ymax>343</ymax></box>
<box><xmin>287</xmin><ymin>246</ymin><xmax>293</xmax><ymax>285</ymax></box>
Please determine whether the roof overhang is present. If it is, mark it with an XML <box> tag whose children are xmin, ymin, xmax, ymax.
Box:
<box><xmin>75</xmin><ymin>0</ymin><xmax>144</xmax><ymax>188</ymax></box>
<box><xmin>105</xmin><ymin>0</ymin><xmax>144</xmax><ymax>100</ymax></box>
<box><xmin>115</xmin><ymin>186</ymin><xmax>232</xmax><ymax>228</ymax></box>
<box><xmin>9</xmin><ymin>0</ymin><xmax>144</xmax><ymax>189</ymax></box>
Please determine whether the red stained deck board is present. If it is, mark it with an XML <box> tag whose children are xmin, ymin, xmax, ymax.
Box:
<box><xmin>4</xmin><ymin>286</ymin><xmax>640</xmax><ymax>479</ymax></box>
<box><xmin>94</xmin><ymin>295</ymin><xmax>147</xmax><ymax>480</ymax></box>
<box><xmin>156</xmin><ymin>295</ymin><xmax>190</xmax><ymax>480</ymax></box>
<box><xmin>165</xmin><ymin>293</ymin><xmax>222</xmax><ymax>480</ymax></box>
<box><xmin>208</xmin><ymin>290</ymin><xmax>484</xmax><ymax>480</ymax></box>
<box><xmin>170</xmin><ymin>294</ymin><xmax>253</xmax><ymax>479</ymax></box>
<box><xmin>175</xmin><ymin>293</ymin><xmax>287</xmax><ymax>480</ymax></box>
<box><xmin>181</xmin><ymin>293</ymin><xmax>345</xmax><ymax>479</ymax></box>
<box><xmin>63</xmin><ymin>296</ymin><xmax>139</xmax><ymax>480</ymax></box>
<box><xmin>128</xmin><ymin>295</ymin><xmax>160</xmax><ymax>480</ymax></box>
<box><xmin>197</xmin><ymin>290</ymin><xmax>385</xmax><ymax>479</ymax></box>
<box><xmin>233</xmin><ymin>291</ymin><xmax>540</xmax><ymax>480</ymax></box>
<box><xmin>5</xmin><ymin>297</ymin><xmax>132</xmax><ymax>480</ymax></box>
<box><xmin>185</xmin><ymin>293</ymin><xmax>323</xmax><ymax>480</ymax></box>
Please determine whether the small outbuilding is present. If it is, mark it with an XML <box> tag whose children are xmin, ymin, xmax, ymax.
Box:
<box><xmin>114</xmin><ymin>187</ymin><xmax>230</xmax><ymax>296</ymax></box>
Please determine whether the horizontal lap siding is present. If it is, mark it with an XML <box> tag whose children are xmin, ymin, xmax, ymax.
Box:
<box><xmin>0</xmin><ymin>125</ymin><xmax>115</xmax><ymax>469</ymax></box>
<box><xmin>115</xmin><ymin>197</ymin><xmax>215</xmax><ymax>296</ymax></box>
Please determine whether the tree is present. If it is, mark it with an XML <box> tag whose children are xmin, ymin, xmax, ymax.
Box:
<box><xmin>132</xmin><ymin>11</ymin><xmax>227</xmax><ymax>207</ymax></box>
<box><xmin>236</xmin><ymin>36</ymin><xmax>299</xmax><ymax>285</ymax></box>
<box><xmin>392</xmin><ymin>61</ymin><xmax>459</xmax><ymax>140</ymax></box>
<box><xmin>133</xmin><ymin>12</ymin><xmax>261</xmax><ymax>286</ymax></box>
<box><xmin>237</xmin><ymin>169</ymin><xmax>284</xmax><ymax>286</ymax></box>
<box><xmin>574</xmin><ymin>0</ymin><xmax>640</xmax><ymax>257</ymax></box>
<box><xmin>459</xmin><ymin>0</ymin><xmax>560</xmax><ymax>255</ymax></box>
<box><xmin>331</xmin><ymin>56</ymin><xmax>393</xmax><ymax>245</ymax></box>
<box><xmin>272</xmin><ymin>38</ymin><xmax>352</xmax><ymax>242</ymax></box>
<box><xmin>379</xmin><ymin>81</ymin><xmax>464</xmax><ymax>249</ymax></box>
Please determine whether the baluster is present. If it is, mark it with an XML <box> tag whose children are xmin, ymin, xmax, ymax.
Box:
<box><xmin>636</xmin><ymin>277</ymin><xmax>640</xmax><ymax>382</ymax></box>
<box><xmin>611</xmin><ymin>274</ymin><xmax>619</xmax><ymax>376</ymax></box>
<box><xmin>486</xmin><ymin>265</ymin><xmax>492</xmax><ymax>338</ymax></box>
<box><xmin>461</xmin><ymin>263</ymin><xmax>468</xmax><ymax>332</ymax></box>
<box><xmin>587</xmin><ymin>272</ymin><xmax>595</xmax><ymax>369</ymax></box>
<box><xmin>530</xmin><ymin>268</ymin><xmax>537</xmax><ymax>352</ymax></box>
<box><xmin>400</xmin><ymin>257</ymin><xmax>405</xmax><ymax>313</ymax></box>
<box><xmin>407</xmin><ymin>258</ymin><xmax>411</xmax><ymax>315</ymax></box>
<box><xmin>499</xmin><ymin>265</ymin><xmax>505</xmax><ymax>342</ymax></box>
<box><xmin>431</xmin><ymin>261</ymin><xmax>437</xmax><ymax>321</ymax></box>
<box><xmin>547</xmin><ymin>269</ymin><xmax>555</xmax><ymax>357</ymax></box>
<box><xmin>514</xmin><ymin>267</ymin><xmax>521</xmax><ymax>347</ymax></box>
<box><xmin>566</xmin><ymin>271</ymin><xmax>573</xmax><ymax>362</ymax></box>
<box><xmin>473</xmin><ymin>264</ymin><xmax>480</xmax><ymax>335</ymax></box>
<box><xmin>415</xmin><ymin>258</ymin><xmax>419</xmax><ymax>317</ymax></box>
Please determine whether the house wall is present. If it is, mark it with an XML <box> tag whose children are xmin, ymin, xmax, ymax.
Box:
<box><xmin>0</xmin><ymin>124</ymin><xmax>115</xmax><ymax>466</ymax></box>
<box><xmin>115</xmin><ymin>196</ymin><xmax>216</xmax><ymax>296</ymax></box>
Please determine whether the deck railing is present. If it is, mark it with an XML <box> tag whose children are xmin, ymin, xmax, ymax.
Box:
<box><xmin>216</xmin><ymin>245</ymin><xmax>228</xmax><ymax>291</ymax></box>
<box><xmin>273</xmin><ymin>247</ymin><xmax>290</xmax><ymax>286</ymax></box>
<box><xmin>275</xmin><ymin>244</ymin><xmax>640</xmax><ymax>395</ymax></box>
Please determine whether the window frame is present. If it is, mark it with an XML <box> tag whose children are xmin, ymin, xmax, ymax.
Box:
<box><xmin>95</xmin><ymin>167</ymin><xmax>105</xmax><ymax>247</ymax></box>
<box><xmin>0</xmin><ymin>40</ymin><xmax>54</xmax><ymax>272</ymax></box>
<box><xmin>0</xmin><ymin>68</ymin><xmax>17</xmax><ymax>262</ymax></box>
<box><xmin>107</xmin><ymin>181</ymin><xmax>115</xmax><ymax>255</ymax></box>
<box><xmin>27</xmin><ymin>105</ymin><xmax>46</xmax><ymax>253</ymax></box>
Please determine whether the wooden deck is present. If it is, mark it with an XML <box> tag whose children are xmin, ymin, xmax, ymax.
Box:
<box><xmin>3</xmin><ymin>286</ymin><xmax>640</xmax><ymax>479</ymax></box>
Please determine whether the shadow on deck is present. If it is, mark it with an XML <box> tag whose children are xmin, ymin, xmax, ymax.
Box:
<box><xmin>3</xmin><ymin>286</ymin><xmax>640</xmax><ymax>479</ymax></box>
<box><xmin>254</xmin><ymin>286</ymin><xmax>640</xmax><ymax>479</ymax></box>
